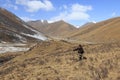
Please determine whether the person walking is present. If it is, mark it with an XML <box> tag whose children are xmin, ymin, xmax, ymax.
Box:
<box><xmin>73</xmin><ymin>45</ymin><xmax>85</xmax><ymax>60</ymax></box>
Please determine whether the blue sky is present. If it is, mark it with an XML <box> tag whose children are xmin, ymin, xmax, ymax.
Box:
<box><xmin>0</xmin><ymin>0</ymin><xmax>120</xmax><ymax>27</ymax></box>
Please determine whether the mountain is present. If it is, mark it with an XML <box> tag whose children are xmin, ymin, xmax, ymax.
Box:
<box><xmin>68</xmin><ymin>17</ymin><xmax>120</xmax><ymax>43</ymax></box>
<box><xmin>28</xmin><ymin>20</ymin><xmax>77</xmax><ymax>38</ymax></box>
<box><xmin>0</xmin><ymin>8</ymin><xmax>47</xmax><ymax>43</ymax></box>
<box><xmin>79</xmin><ymin>22</ymin><xmax>96</xmax><ymax>29</ymax></box>
<box><xmin>27</xmin><ymin>20</ymin><xmax>49</xmax><ymax>34</ymax></box>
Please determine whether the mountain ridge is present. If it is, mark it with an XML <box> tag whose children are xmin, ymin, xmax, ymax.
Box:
<box><xmin>27</xmin><ymin>20</ymin><xmax>77</xmax><ymax>38</ymax></box>
<box><xmin>68</xmin><ymin>17</ymin><xmax>120</xmax><ymax>43</ymax></box>
<box><xmin>0</xmin><ymin>7</ymin><xmax>47</xmax><ymax>43</ymax></box>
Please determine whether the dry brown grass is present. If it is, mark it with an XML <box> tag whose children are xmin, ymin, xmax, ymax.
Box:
<box><xmin>68</xmin><ymin>17</ymin><xmax>120</xmax><ymax>43</ymax></box>
<box><xmin>0</xmin><ymin>41</ymin><xmax>120</xmax><ymax>80</ymax></box>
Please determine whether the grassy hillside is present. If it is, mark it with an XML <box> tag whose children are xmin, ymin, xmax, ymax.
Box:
<box><xmin>0</xmin><ymin>40</ymin><xmax>120</xmax><ymax>80</ymax></box>
<box><xmin>68</xmin><ymin>17</ymin><xmax>120</xmax><ymax>43</ymax></box>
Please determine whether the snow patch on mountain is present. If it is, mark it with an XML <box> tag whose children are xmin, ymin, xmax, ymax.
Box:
<box><xmin>22</xmin><ymin>24</ymin><xmax>47</xmax><ymax>40</ymax></box>
<box><xmin>0</xmin><ymin>43</ymin><xmax>26</xmax><ymax>47</ymax></box>
<box><xmin>21</xmin><ymin>32</ymin><xmax>47</xmax><ymax>41</ymax></box>
<box><xmin>0</xmin><ymin>43</ymin><xmax>29</xmax><ymax>53</ymax></box>
<box><xmin>92</xmin><ymin>21</ymin><xmax>97</xmax><ymax>23</ymax></box>
<box><xmin>14</xmin><ymin>34</ymin><xmax>27</xmax><ymax>42</ymax></box>
<box><xmin>0</xmin><ymin>47</ymin><xmax>29</xmax><ymax>53</ymax></box>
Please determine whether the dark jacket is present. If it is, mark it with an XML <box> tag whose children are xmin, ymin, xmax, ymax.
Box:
<box><xmin>73</xmin><ymin>45</ymin><xmax>84</xmax><ymax>54</ymax></box>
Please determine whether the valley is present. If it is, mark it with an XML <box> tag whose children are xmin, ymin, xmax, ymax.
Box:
<box><xmin>0</xmin><ymin>6</ymin><xmax>120</xmax><ymax>80</ymax></box>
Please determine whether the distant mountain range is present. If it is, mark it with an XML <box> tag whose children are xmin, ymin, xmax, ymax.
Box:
<box><xmin>27</xmin><ymin>20</ymin><xmax>77</xmax><ymax>38</ymax></box>
<box><xmin>0</xmin><ymin>7</ymin><xmax>120</xmax><ymax>43</ymax></box>
<box><xmin>0</xmin><ymin>8</ymin><xmax>47</xmax><ymax>43</ymax></box>
<box><xmin>28</xmin><ymin>17</ymin><xmax>120</xmax><ymax>43</ymax></box>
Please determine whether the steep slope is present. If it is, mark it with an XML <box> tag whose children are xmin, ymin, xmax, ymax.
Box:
<box><xmin>69</xmin><ymin>17</ymin><xmax>120</xmax><ymax>43</ymax></box>
<box><xmin>27</xmin><ymin>20</ymin><xmax>48</xmax><ymax>34</ymax></box>
<box><xmin>0</xmin><ymin>40</ymin><xmax>119</xmax><ymax>80</ymax></box>
<box><xmin>45</xmin><ymin>20</ymin><xmax>77</xmax><ymax>37</ymax></box>
<box><xmin>28</xmin><ymin>20</ymin><xmax>77</xmax><ymax>38</ymax></box>
<box><xmin>0</xmin><ymin>26</ymin><xmax>26</xmax><ymax>43</ymax></box>
<box><xmin>67</xmin><ymin>22</ymin><xmax>96</xmax><ymax>39</ymax></box>
<box><xmin>0</xmin><ymin>8</ymin><xmax>47</xmax><ymax>43</ymax></box>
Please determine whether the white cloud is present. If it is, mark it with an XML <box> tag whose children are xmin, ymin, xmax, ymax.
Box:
<box><xmin>59</xmin><ymin>5</ymin><xmax>68</xmax><ymax>10</ymax></box>
<box><xmin>7</xmin><ymin>4</ymin><xmax>18</xmax><ymax>10</ymax></box>
<box><xmin>2</xmin><ymin>0</ymin><xmax>18</xmax><ymax>10</ymax></box>
<box><xmin>50</xmin><ymin>3</ymin><xmax>92</xmax><ymax>22</ymax></box>
<box><xmin>20</xmin><ymin>16</ymin><xmax>35</xmax><ymax>22</ymax></box>
<box><xmin>63</xmin><ymin>5</ymin><xmax>68</xmax><ymax>9</ymax></box>
<box><xmin>62</xmin><ymin>5</ymin><xmax>68</xmax><ymax>10</ymax></box>
<box><xmin>111</xmin><ymin>12</ymin><xmax>116</xmax><ymax>17</ymax></box>
<box><xmin>16</xmin><ymin>0</ymin><xmax>54</xmax><ymax>12</ymax></box>
<box><xmin>72</xmin><ymin>4</ymin><xmax>92</xmax><ymax>12</ymax></box>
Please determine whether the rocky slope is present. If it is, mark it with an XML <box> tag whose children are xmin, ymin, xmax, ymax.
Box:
<box><xmin>0</xmin><ymin>8</ymin><xmax>47</xmax><ymax>43</ymax></box>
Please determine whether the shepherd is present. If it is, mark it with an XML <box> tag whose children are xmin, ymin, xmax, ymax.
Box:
<box><xmin>73</xmin><ymin>44</ymin><xmax>85</xmax><ymax>60</ymax></box>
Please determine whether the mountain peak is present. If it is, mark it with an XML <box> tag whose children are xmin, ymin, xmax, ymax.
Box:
<box><xmin>56</xmin><ymin>20</ymin><xmax>66</xmax><ymax>23</ymax></box>
<box><xmin>43</xmin><ymin>20</ymin><xmax>48</xmax><ymax>24</ymax></box>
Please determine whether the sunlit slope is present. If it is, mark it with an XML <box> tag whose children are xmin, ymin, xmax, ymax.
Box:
<box><xmin>69</xmin><ymin>17</ymin><xmax>120</xmax><ymax>42</ymax></box>
<box><xmin>0</xmin><ymin>40</ymin><xmax>119</xmax><ymax>80</ymax></box>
